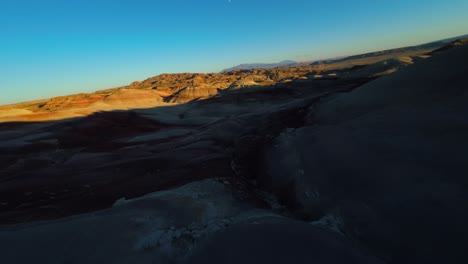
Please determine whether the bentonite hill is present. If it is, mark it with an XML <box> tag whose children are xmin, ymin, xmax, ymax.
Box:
<box><xmin>1</xmin><ymin>38</ymin><xmax>468</xmax><ymax>264</ymax></box>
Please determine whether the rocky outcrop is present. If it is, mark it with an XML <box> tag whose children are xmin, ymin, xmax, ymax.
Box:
<box><xmin>226</xmin><ymin>74</ymin><xmax>275</xmax><ymax>91</ymax></box>
<box><xmin>0</xmin><ymin>179</ymin><xmax>382</xmax><ymax>264</ymax></box>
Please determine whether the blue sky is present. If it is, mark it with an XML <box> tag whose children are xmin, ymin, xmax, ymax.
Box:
<box><xmin>1</xmin><ymin>0</ymin><xmax>467</xmax><ymax>105</ymax></box>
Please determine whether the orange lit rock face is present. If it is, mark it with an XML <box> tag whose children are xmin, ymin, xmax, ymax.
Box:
<box><xmin>0</xmin><ymin>90</ymin><xmax>165</xmax><ymax>122</ymax></box>
<box><xmin>0</xmin><ymin>66</ymin><xmax>342</xmax><ymax>121</ymax></box>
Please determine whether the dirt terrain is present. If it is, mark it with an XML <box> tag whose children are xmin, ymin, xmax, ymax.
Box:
<box><xmin>1</xmin><ymin>40</ymin><xmax>467</xmax><ymax>264</ymax></box>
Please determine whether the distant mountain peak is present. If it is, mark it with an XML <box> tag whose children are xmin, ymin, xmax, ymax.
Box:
<box><xmin>221</xmin><ymin>60</ymin><xmax>297</xmax><ymax>73</ymax></box>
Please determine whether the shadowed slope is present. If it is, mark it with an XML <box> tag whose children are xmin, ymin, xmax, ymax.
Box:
<box><xmin>262</xmin><ymin>41</ymin><xmax>468</xmax><ymax>263</ymax></box>
<box><xmin>0</xmin><ymin>37</ymin><xmax>467</xmax><ymax>264</ymax></box>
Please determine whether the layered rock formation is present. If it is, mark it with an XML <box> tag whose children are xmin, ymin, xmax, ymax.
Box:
<box><xmin>1</xmin><ymin>39</ymin><xmax>467</xmax><ymax>264</ymax></box>
<box><xmin>0</xmin><ymin>43</ymin><xmax>438</xmax><ymax>123</ymax></box>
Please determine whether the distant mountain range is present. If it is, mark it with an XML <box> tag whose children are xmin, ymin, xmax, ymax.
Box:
<box><xmin>220</xmin><ymin>34</ymin><xmax>468</xmax><ymax>73</ymax></box>
<box><xmin>311</xmin><ymin>34</ymin><xmax>468</xmax><ymax>65</ymax></box>
<box><xmin>220</xmin><ymin>60</ymin><xmax>297</xmax><ymax>72</ymax></box>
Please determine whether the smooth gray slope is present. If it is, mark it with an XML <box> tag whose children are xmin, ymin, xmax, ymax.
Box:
<box><xmin>263</xmin><ymin>43</ymin><xmax>468</xmax><ymax>263</ymax></box>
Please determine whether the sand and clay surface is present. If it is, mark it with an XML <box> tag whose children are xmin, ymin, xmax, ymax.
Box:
<box><xmin>1</xmin><ymin>40</ymin><xmax>467</xmax><ymax>263</ymax></box>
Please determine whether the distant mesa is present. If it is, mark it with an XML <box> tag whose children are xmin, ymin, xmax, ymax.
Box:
<box><xmin>221</xmin><ymin>60</ymin><xmax>297</xmax><ymax>72</ymax></box>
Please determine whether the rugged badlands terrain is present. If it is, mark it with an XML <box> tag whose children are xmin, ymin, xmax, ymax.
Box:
<box><xmin>1</xmin><ymin>39</ymin><xmax>468</xmax><ymax>264</ymax></box>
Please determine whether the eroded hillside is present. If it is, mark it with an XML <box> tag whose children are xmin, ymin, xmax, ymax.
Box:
<box><xmin>1</xmin><ymin>40</ymin><xmax>467</xmax><ymax>264</ymax></box>
<box><xmin>0</xmin><ymin>45</ymin><xmax>435</xmax><ymax>122</ymax></box>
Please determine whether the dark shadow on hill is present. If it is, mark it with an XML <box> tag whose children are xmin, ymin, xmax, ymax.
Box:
<box><xmin>1</xmin><ymin>39</ymin><xmax>468</xmax><ymax>264</ymax></box>
<box><xmin>0</xmin><ymin>75</ymin><xmax>375</xmax><ymax>224</ymax></box>
<box><xmin>1</xmin><ymin>37</ymin><xmax>466</xmax><ymax>224</ymax></box>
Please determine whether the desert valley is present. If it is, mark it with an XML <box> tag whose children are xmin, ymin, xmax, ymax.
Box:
<box><xmin>1</xmin><ymin>36</ymin><xmax>468</xmax><ymax>264</ymax></box>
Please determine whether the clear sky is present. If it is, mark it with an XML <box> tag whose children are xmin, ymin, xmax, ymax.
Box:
<box><xmin>1</xmin><ymin>0</ymin><xmax>467</xmax><ymax>105</ymax></box>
